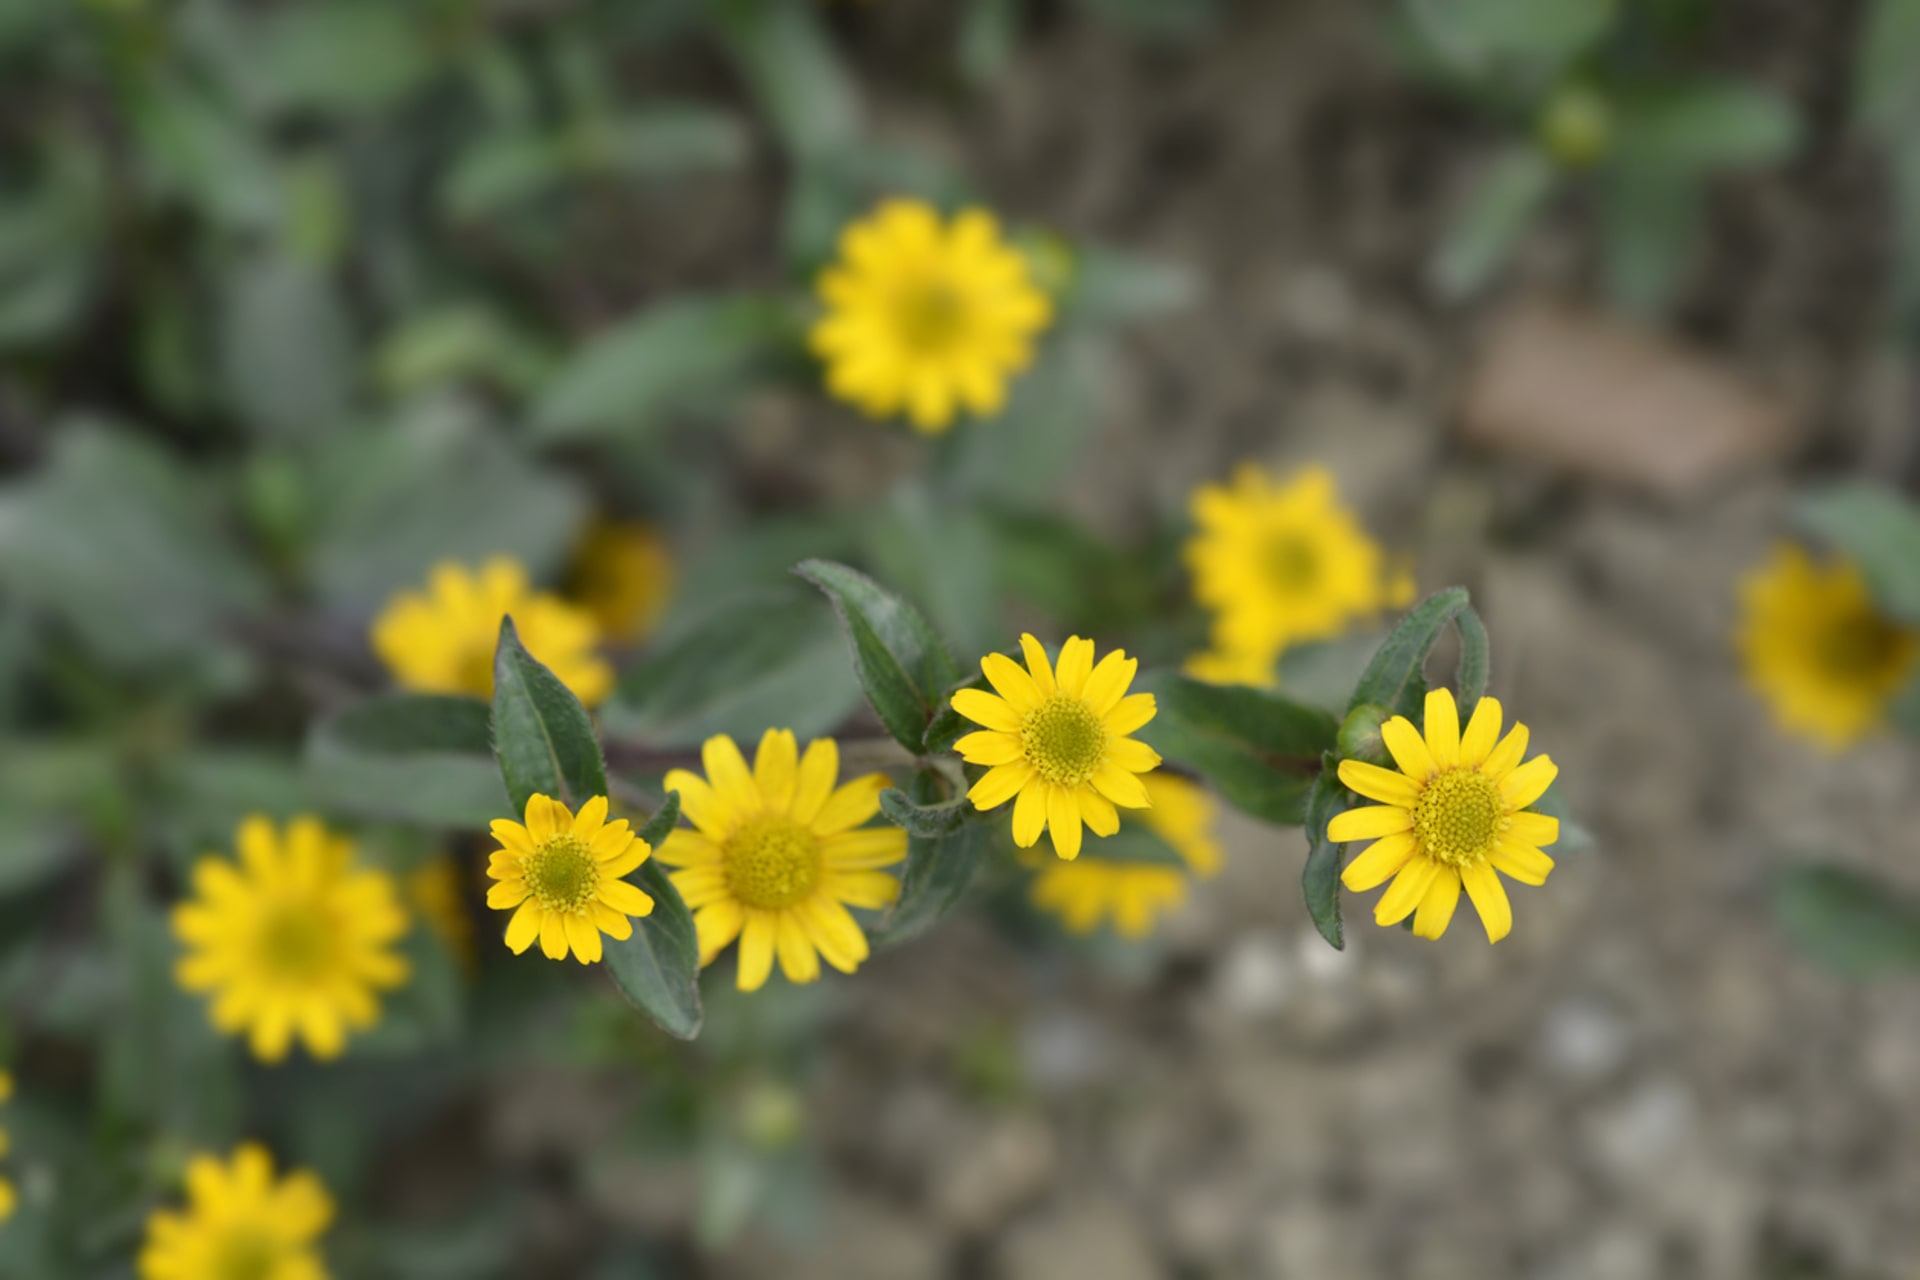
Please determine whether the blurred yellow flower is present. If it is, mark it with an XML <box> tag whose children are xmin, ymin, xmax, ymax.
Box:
<box><xmin>0</xmin><ymin>1071</ymin><xmax>13</xmax><ymax>1223</ymax></box>
<box><xmin>174</xmin><ymin>816</ymin><xmax>410</xmax><ymax>1063</ymax></box>
<box><xmin>1333</xmin><ymin>690</ymin><xmax>1558</xmax><ymax>944</ymax></box>
<box><xmin>1736</xmin><ymin>543</ymin><xmax>1919</xmax><ymax>750</ymax></box>
<box><xmin>656</xmin><ymin>730</ymin><xmax>906</xmax><ymax>992</ymax></box>
<box><xmin>407</xmin><ymin>855</ymin><xmax>474</xmax><ymax>972</ymax></box>
<box><xmin>953</xmin><ymin>634</ymin><xmax>1161</xmax><ymax>860</ymax></box>
<box><xmin>569</xmin><ymin>519</ymin><xmax>674</xmax><ymax>646</ymax></box>
<box><xmin>810</xmin><ymin>198</ymin><xmax>1053</xmax><ymax>434</ymax></box>
<box><xmin>1186</xmin><ymin>464</ymin><xmax>1410</xmax><ymax>658</ymax></box>
<box><xmin>1182</xmin><ymin>645</ymin><xmax>1277</xmax><ymax>688</ymax></box>
<box><xmin>1029</xmin><ymin>773</ymin><xmax>1223</xmax><ymax>938</ymax></box>
<box><xmin>138</xmin><ymin>1144</ymin><xmax>332</xmax><ymax>1280</ymax></box>
<box><xmin>486</xmin><ymin>795</ymin><xmax>654</xmax><ymax>965</ymax></box>
<box><xmin>372</xmin><ymin>557</ymin><xmax>612</xmax><ymax>707</ymax></box>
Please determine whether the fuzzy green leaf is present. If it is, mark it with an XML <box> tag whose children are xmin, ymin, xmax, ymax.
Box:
<box><xmin>795</xmin><ymin>559</ymin><xmax>961</xmax><ymax>752</ymax></box>
<box><xmin>1774</xmin><ymin>864</ymin><xmax>1920</xmax><ymax>978</ymax></box>
<box><xmin>1796</xmin><ymin>484</ymin><xmax>1920</xmax><ymax>624</ymax></box>
<box><xmin>1138</xmin><ymin>673</ymin><xmax>1337</xmax><ymax>826</ymax></box>
<box><xmin>1347</xmin><ymin>586</ymin><xmax>1471</xmax><ymax>719</ymax></box>
<box><xmin>876</xmin><ymin>771</ymin><xmax>982</xmax><ymax>946</ymax></box>
<box><xmin>491</xmin><ymin>617</ymin><xmax>608</xmax><ymax>812</ymax></box>
<box><xmin>878</xmin><ymin>787</ymin><xmax>971</xmax><ymax>839</ymax></box>
<box><xmin>1431</xmin><ymin>146</ymin><xmax>1554</xmax><ymax>300</ymax></box>
<box><xmin>602</xmin><ymin>790</ymin><xmax>703</xmax><ymax>1040</ymax></box>
<box><xmin>305</xmin><ymin>695</ymin><xmax>508</xmax><ymax>828</ymax></box>
<box><xmin>1455</xmin><ymin>604</ymin><xmax>1491</xmax><ymax>711</ymax></box>
<box><xmin>1301</xmin><ymin>763</ymin><xmax>1349</xmax><ymax>950</ymax></box>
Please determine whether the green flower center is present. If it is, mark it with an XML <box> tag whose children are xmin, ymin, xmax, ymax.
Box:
<box><xmin>256</xmin><ymin>905</ymin><xmax>336</xmax><ymax>982</ymax></box>
<box><xmin>893</xmin><ymin>280</ymin><xmax>967</xmax><ymax>353</ymax></box>
<box><xmin>213</xmin><ymin>1231</ymin><xmax>282</xmax><ymax>1280</ymax></box>
<box><xmin>1412</xmin><ymin>768</ymin><xmax>1506</xmax><ymax>867</ymax></box>
<box><xmin>723</xmin><ymin>816</ymin><xmax>823</xmax><ymax>911</ymax></box>
<box><xmin>1021</xmin><ymin>695</ymin><xmax>1109</xmax><ymax>786</ymax></box>
<box><xmin>1261</xmin><ymin>532</ymin><xmax>1321</xmax><ymax>593</ymax></box>
<box><xmin>524</xmin><ymin>836</ymin><xmax>600</xmax><ymax>913</ymax></box>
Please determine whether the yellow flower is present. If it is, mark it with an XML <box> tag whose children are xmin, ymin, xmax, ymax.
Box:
<box><xmin>174</xmin><ymin>816</ymin><xmax>410</xmax><ymax>1063</ymax></box>
<box><xmin>138</xmin><ymin>1144</ymin><xmax>332</xmax><ymax>1280</ymax></box>
<box><xmin>371</xmin><ymin>557</ymin><xmax>613</xmax><ymax>707</ymax></box>
<box><xmin>953</xmin><ymin>634</ymin><xmax>1161</xmax><ymax>860</ymax></box>
<box><xmin>0</xmin><ymin>1071</ymin><xmax>13</xmax><ymax>1224</ymax></box>
<box><xmin>1332</xmin><ymin>689</ymin><xmax>1559</xmax><ymax>944</ymax></box>
<box><xmin>810</xmin><ymin>198</ymin><xmax>1053</xmax><ymax>434</ymax></box>
<box><xmin>1186</xmin><ymin>464</ymin><xmax>1407</xmax><ymax>657</ymax></box>
<box><xmin>655</xmin><ymin>730</ymin><xmax>907</xmax><ymax>992</ymax></box>
<box><xmin>1182</xmin><ymin>645</ymin><xmax>1278</xmax><ymax>688</ymax></box>
<box><xmin>1736</xmin><ymin>543</ymin><xmax>1920</xmax><ymax>750</ymax></box>
<box><xmin>1029</xmin><ymin>774</ymin><xmax>1223</xmax><ymax>938</ymax></box>
<box><xmin>486</xmin><ymin>795</ymin><xmax>655</xmax><ymax>964</ymax></box>
<box><xmin>569</xmin><ymin>519</ymin><xmax>674</xmax><ymax>646</ymax></box>
<box><xmin>407</xmin><ymin>856</ymin><xmax>474</xmax><ymax>972</ymax></box>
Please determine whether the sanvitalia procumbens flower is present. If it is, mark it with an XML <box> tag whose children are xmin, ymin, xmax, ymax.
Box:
<box><xmin>487</xmin><ymin>794</ymin><xmax>655</xmax><ymax>964</ymax></box>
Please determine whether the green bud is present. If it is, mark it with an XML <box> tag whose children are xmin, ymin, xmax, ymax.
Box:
<box><xmin>1538</xmin><ymin>83</ymin><xmax>1612</xmax><ymax>169</ymax></box>
<box><xmin>1337</xmin><ymin>703</ymin><xmax>1393</xmax><ymax>767</ymax></box>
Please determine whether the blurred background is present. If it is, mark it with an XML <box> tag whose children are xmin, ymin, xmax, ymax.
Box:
<box><xmin>2</xmin><ymin>0</ymin><xmax>1918</xmax><ymax>1277</ymax></box>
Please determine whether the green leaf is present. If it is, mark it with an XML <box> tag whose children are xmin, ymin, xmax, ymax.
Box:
<box><xmin>1403</xmin><ymin>0</ymin><xmax>1614</xmax><ymax>77</ymax></box>
<box><xmin>601</xmin><ymin>590</ymin><xmax>863</xmax><ymax>749</ymax></box>
<box><xmin>1596</xmin><ymin>164</ymin><xmax>1703</xmax><ymax>317</ymax></box>
<box><xmin>491</xmin><ymin>617</ymin><xmax>608</xmax><ymax>812</ymax></box>
<box><xmin>878</xmin><ymin>787</ymin><xmax>970</xmax><ymax>839</ymax></box>
<box><xmin>1857</xmin><ymin>0</ymin><xmax>1920</xmax><ymax>136</ymax></box>
<box><xmin>922</xmin><ymin>670</ymin><xmax>989</xmax><ymax>756</ymax></box>
<box><xmin>530</xmin><ymin>295</ymin><xmax>790</xmax><ymax>443</ymax></box>
<box><xmin>717</xmin><ymin>0</ymin><xmax>861</xmax><ymax>162</ymax></box>
<box><xmin>1456</xmin><ymin>605</ymin><xmax>1491</xmax><ymax>710</ymax></box>
<box><xmin>603</xmin><ymin>791</ymin><xmax>703</xmax><ymax>1040</ymax></box>
<box><xmin>1431</xmin><ymin>147</ymin><xmax>1554</xmax><ymax>300</ymax></box>
<box><xmin>1795</xmin><ymin>484</ymin><xmax>1920</xmax><ymax>624</ymax></box>
<box><xmin>305</xmin><ymin>695</ymin><xmax>509</xmax><ymax>828</ymax></box>
<box><xmin>217</xmin><ymin>252</ymin><xmax>358</xmax><ymax>439</ymax></box>
<box><xmin>1610</xmin><ymin>80</ymin><xmax>1801</xmax><ymax>173</ymax></box>
<box><xmin>1300</xmin><ymin>764</ymin><xmax>1349</xmax><ymax>950</ymax></box>
<box><xmin>794</xmin><ymin>559</ymin><xmax>962</xmax><ymax>752</ymax></box>
<box><xmin>875</xmin><ymin>771</ymin><xmax>984</xmax><ymax>946</ymax></box>
<box><xmin>1138</xmin><ymin>673</ymin><xmax>1338</xmax><ymax>825</ymax></box>
<box><xmin>1064</xmin><ymin>245</ymin><xmax>1200</xmax><ymax>325</ymax></box>
<box><xmin>1347</xmin><ymin>586</ymin><xmax>1471</xmax><ymax>719</ymax></box>
<box><xmin>1774</xmin><ymin>864</ymin><xmax>1920</xmax><ymax>978</ymax></box>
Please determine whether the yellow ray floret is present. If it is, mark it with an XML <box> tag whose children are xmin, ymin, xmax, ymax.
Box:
<box><xmin>1028</xmin><ymin>773</ymin><xmax>1223</xmax><ymax>939</ymax></box>
<box><xmin>953</xmin><ymin>634</ymin><xmax>1162</xmax><ymax>860</ymax></box>
<box><xmin>138</xmin><ymin>1144</ymin><xmax>333</xmax><ymax>1280</ymax></box>
<box><xmin>810</xmin><ymin>198</ymin><xmax>1053</xmax><ymax>434</ymax></box>
<box><xmin>173</xmin><ymin>816</ymin><xmax>411</xmax><ymax>1064</ymax></box>
<box><xmin>1735</xmin><ymin>542</ymin><xmax>1919</xmax><ymax>751</ymax></box>
<box><xmin>1330</xmin><ymin>689</ymin><xmax>1560</xmax><ymax>944</ymax></box>
<box><xmin>568</xmin><ymin>519</ymin><xmax>675</xmax><ymax>646</ymax></box>
<box><xmin>486</xmin><ymin>794</ymin><xmax>656</xmax><ymax>965</ymax></box>
<box><xmin>372</xmin><ymin>557</ymin><xmax>613</xmax><ymax>707</ymax></box>
<box><xmin>1186</xmin><ymin>464</ymin><xmax>1411</xmax><ymax>659</ymax></box>
<box><xmin>653</xmin><ymin>730</ymin><xmax>908</xmax><ymax>992</ymax></box>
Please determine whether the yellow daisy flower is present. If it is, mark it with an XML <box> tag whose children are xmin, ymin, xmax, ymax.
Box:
<box><xmin>173</xmin><ymin>816</ymin><xmax>410</xmax><ymax>1064</ymax></box>
<box><xmin>371</xmin><ymin>557</ymin><xmax>613</xmax><ymax>707</ymax></box>
<box><xmin>1029</xmin><ymin>773</ymin><xmax>1224</xmax><ymax>939</ymax></box>
<box><xmin>407</xmin><ymin>855</ymin><xmax>475</xmax><ymax>972</ymax></box>
<box><xmin>0</xmin><ymin>1071</ymin><xmax>14</xmax><ymax>1224</ymax></box>
<box><xmin>1186</xmin><ymin>464</ymin><xmax>1408</xmax><ymax>657</ymax></box>
<box><xmin>137</xmin><ymin>1144</ymin><xmax>332</xmax><ymax>1280</ymax></box>
<box><xmin>1182</xmin><ymin>644</ymin><xmax>1278</xmax><ymax>688</ymax></box>
<box><xmin>810</xmin><ymin>198</ymin><xmax>1053</xmax><ymax>434</ymax></box>
<box><xmin>1332</xmin><ymin>689</ymin><xmax>1559</xmax><ymax>944</ymax></box>
<box><xmin>952</xmin><ymin>634</ymin><xmax>1162</xmax><ymax>860</ymax></box>
<box><xmin>655</xmin><ymin>730</ymin><xmax>907</xmax><ymax>992</ymax></box>
<box><xmin>485</xmin><ymin>795</ymin><xmax>655</xmax><ymax>965</ymax></box>
<box><xmin>1736</xmin><ymin>543</ymin><xmax>1920</xmax><ymax>750</ymax></box>
<box><xmin>569</xmin><ymin>519</ymin><xmax>674</xmax><ymax>646</ymax></box>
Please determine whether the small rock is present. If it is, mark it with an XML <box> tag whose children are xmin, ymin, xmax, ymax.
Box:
<box><xmin>1214</xmin><ymin>931</ymin><xmax>1296</xmax><ymax>1019</ymax></box>
<box><xmin>929</xmin><ymin>1117</ymin><xmax>1057</xmax><ymax>1234</ymax></box>
<box><xmin>1587</xmin><ymin>1078</ymin><xmax>1696</xmax><ymax>1179</ymax></box>
<box><xmin>1000</xmin><ymin>1201</ymin><xmax>1162</xmax><ymax>1280</ymax></box>
<box><xmin>1538</xmin><ymin>998</ymin><xmax>1630</xmax><ymax>1084</ymax></box>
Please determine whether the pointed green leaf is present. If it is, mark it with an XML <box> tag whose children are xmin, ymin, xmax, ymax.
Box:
<box><xmin>878</xmin><ymin>787</ymin><xmax>971</xmax><ymax>839</ymax></box>
<box><xmin>1347</xmin><ymin>586</ymin><xmax>1471</xmax><ymax>719</ymax></box>
<box><xmin>1431</xmin><ymin>147</ymin><xmax>1554</xmax><ymax>300</ymax></box>
<box><xmin>875</xmin><ymin>771</ymin><xmax>983</xmax><ymax>946</ymax></box>
<box><xmin>1774</xmin><ymin>864</ymin><xmax>1920</xmax><ymax>978</ymax></box>
<box><xmin>1138</xmin><ymin>673</ymin><xmax>1337</xmax><ymax>825</ymax></box>
<box><xmin>1301</xmin><ymin>764</ymin><xmax>1349</xmax><ymax>950</ymax></box>
<box><xmin>602</xmin><ymin>790</ymin><xmax>703</xmax><ymax>1040</ymax></box>
<box><xmin>795</xmin><ymin>559</ymin><xmax>961</xmax><ymax>752</ymax></box>
<box><xmin>1455</xmin><ymin>604</ymin><xmax>1491</xmax><ymax>712</ymax></box>
<box><xmin>490</xmin><ymin>616</ymin><xmax>607</xmax><ymax>812</ymax></box>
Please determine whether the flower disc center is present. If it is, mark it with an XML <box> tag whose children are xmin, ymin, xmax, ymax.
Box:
<box><xmin>255</xmin><ymin>904</ymin><xmax>337</xmax><ymax>983</ymax></box>
<box><xmin>1260</xmin><ymin>531</ymin><xmax>1322</xmax><ymax>593</ymax></box>
<box><xmin>524</xmin><ymin>836</ymin><xmax>600</xmax><ymax>913</ymax></box>
<box><xmin>722</xmin><ymin>816</ymin><xmax>823</xmax><ymax>911</ymax></box>
<box><xmin>1412</xmin><ymin>768</ymin><xmax>1505</xmax><ymax>867</ymax></box>
<box><xmin>213</xmin><ymin>1231</ymin><xmax>282</xmax><ymax>1280</ymax></box>
<box><xmin>1022</xmin><ymin>695</ymin><xmax>1109</xmax><ymax>786</ymax></box>
<box><xmin>893</xmin><ymin>279</ymin><xmax>967</xmax><ymax>353</ymax></box>
<box><xmin>1815</xmin><ymin>610</ymin><xmax>1910</xmax><ymax>683</ymax></box>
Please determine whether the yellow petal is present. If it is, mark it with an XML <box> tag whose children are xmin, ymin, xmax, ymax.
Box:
<box><xmin>1461</xmin><ymin>860</ymin><xmax>1513</xmax><ymax>943</ymax></box>
<box><xmin>664</xmin><ymin>772</ymin><xmax>729</xmax><ymax>838</ymax></box>
<box><xmin>571</xmin><ymin>795</ymin><xmax>609</xmax><ymax>839</ymax></box>
<box><xmin>1080</xmin><ymin>651</ymin><xmax>1137</xmax><ymax>716</ymax></box>
<box><xmin>792</xmin><ymin>737</ymin><xmax>841</xmax><ymax>825</ymax></box>
<box><xmin>1018</xmin><ymin>634</ymin><xmax>1057</xmax><ymax>697</ymax></box>
<box><xmin>1327</xmin><ymin>804</ymin><xmax>1413</xmax><ymax>843</ymax></box>
<box><xmin>695</xmin><ymin>899</ymin><xmax>743</xmax><ymax>965</ymax></box>
<box><xmin>776</xmin><ymin>912</ymin><xmax>820</xmax><ymax>983</ymax></box>
<box><xmin>597</xmin><ymin>878</ymin><xmax>655</xmax><ymax>918</ymax></box>
<box><xmin>983</xmin><ymin>652</ymin><xmax>1043</xmax><ymax>708</ymax></box>
<box><xmin>524</xmin><ymin>794</ymin><xmax>566</xmax><ymax>841</ymax></box>
<box><xmin>1375</xmin><ymin>857</ymin><xmax>1439</xmax><ymax>926</ymax></box>
<box><xmin>1078</xmin><ymin>789</ymin><xmax>1120</xmax><ymax>836</ymax></box>
<box><xmin>1458</xmin><ymin>696</ymin><xmax>1503</xmax><ymax>767</ymax></box>
<box><xmin>1054</xmin><ymin>636</ymin><xmax>1095</xmax><ymax>697</ymax></box>
<box><xmin>702</xmin><ymin>734</ymin><xmax>757</xmax><ymax>811</ymax></box>
<box><xmin>539</xmin><ymin>911</ymin><xmax>570</xmax><ymax>960</ymax></box>
<box><xmin>821</xmin><ymin>828</ymin><xmax>908</xmax><ymax>869</ymax></box>
<box><xmin>1505</xmin><ymin>810</ymin><xmax>1560</xmax><ymax>848</ymax></box>
<box><xmin>1012</xmin><ymin>779</ymin><xmax>1048</xmax><ymax>847</ymax></box>
<box><xmin>1103</xmin><ymin>692</ymin><xmax>1156</xmax><ymax>736</ymax></box>
<box><xmin>814</xmin><ymin>773</ymin><xmax>888</xmax><ymax>835</ymax></box>
<box><xmin>953</xmin><ymin>688</ymin><xmax>1020</xmax><ymax>732</ymax></box>
<box><xmin>1499</xmin><ymin>756</ymin><xmax>1558</xmax><ymax>810</ymax></box>
<box><xmin>829</xmin><ymin>870</ymin><xmax>901</xmax><ymax>910</ymax></box>
<box><xmin>1380</xmin><ymin>716</ymin><xmax>1438</xmax><ymax>782</ymax></box>
<box><xmin>486</xmin><ymin>880</ymin><xmax>529</xmax><ymax>910</ymax></box>
<box><xmin>800</xmin><ymin>897</ymin><xmax>870</xmax><ymax>972</ymax></box>
<box><xmin>1490</xmin><ymin>839</ymin><xmax>1555</xmax><ymax>886</ymax></box>
<box><xmin>1482</xmin><ymin>722</ymin><xmax>1530</xmax><ymax>778</ymax></box>
<box><xmin>1340</xmin><ymin>833</ymin><xmax>1416</xmax><ymax>892</ymax></box>
<box><xmin>564</xmin><ymin>912</ymin><xmax>603</xmax><ymax>964</ymax></box>
<box><xmin>1412</xmin><ymin>867</ymin><xmax>1462</xmax><ymax>939</ymax></box>
<box><xmin>505</xmin><ymin>902</ymin><xmax>543</xmax><ymax>954</ymax></box>
<box><xmin>1046</xmin><ymin>785</ymin><xmax>1083</xmax><ymax>859</ymax></box>
<box><xmin>1104</xmin><ymin>737</ymin><xmax>1161</xmax><ymax>773</ymax></box>
<box><xmin>1337</xmin><ymin>760</ymin><xmax>1419</xmax><ymax>807</ymax></box>
<box><xmin>736</xmin><ymin>912</ymin><xmax>775</xmax><ymax>991</ymax></box>
<box><xmin>1423</xmin><ymin>687</ymin><xmax>1461</xmax><ymax>767</ymax></box>
<box><xmin>1089</xmin><ymin>765</ymin><xmax>1150</xmax><ymax>809</ymax></box>
<box><xmin>489</xmin><ymin>820</ymin><xmax>535</xmax><ymax>857</ymax></box>
<box><xmin>955</xmin><ymin>730</ymin><xmax>1023</xmax><ymax>766</ymax></box>
<box><xmin>754</xmin><ymin>728</ymin><xmax>799</xmax><ymax>812</ymax></box>
<box><xmin>968</xmin><ymin>762</ymin><xmax>1034</xmax><ymax>811</ymax></box>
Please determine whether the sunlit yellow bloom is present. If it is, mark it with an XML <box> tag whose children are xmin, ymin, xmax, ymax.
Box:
<box><xmin>407</xmin><ymin>856</ymin><xmax>474</xmax><ymax>972</ymax></box>
<box><xmin>0</xmin><ymin>1071</ymin><xmax>14</xmax><ymax>1223</ymax></box>
<box><xmin>138</xmin><ymin>1144</ymin><xmax>332</xmax><ymax>1280</ymax></box>
<box><xmin>1029</xmin><ymin>774</ymin><xmax>1223</xmax><ymax>938</ymax></box>
<box><xmin>1187</xmin><ymin>464</ymin><xmax>1409</xmax><ymax>657</ymax></box>
<box><xmin>1332</xmin><ymin>689</ymin><xmax>1558</xmax><ymax>944</ymax></box>
<box><xmin>953</xmin><ymin>635</ymin><xmax>1161</xmax><ymax>860</ymax></box>
<box><xmin>655</xmin><ymin>730</ymin><xmax>906</xmax><ymax>992</ymax></box>
<box><xmin>1182</xmin><ymin>645</ymin><xmax>1278</xmax><ymax>688</ymax></box>
<box><xmin>811</xmin><ymin>198</ymin><xmax>1053</xmax><ymax>434</ymax></box>
<box><xmin>174</xmin><ymin>816</ymin><xmax>410</xmax><ymax>1063</ymax></box>
<box><xmin>569</xmin><ymin>519</ymin><xmax>674</xmax><ymax>646</ymax></box>
<box><xmin>486</xmin><ymin>795</ymin><xmax>654</xmax><ymax>964</ymax></box>
<box><xmin>1736</xmin><ymin>543</ymin><xmax>1919</xmax><ymax>750</ymax></box>
<box><xmin>372</xmin><ymin>557</ymin><xmax>612</xmax><ymax>707</ymax></box>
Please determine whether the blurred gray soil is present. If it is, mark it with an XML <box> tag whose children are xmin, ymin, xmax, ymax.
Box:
<box><xmin>526</xmin><ymin>4</ymin><xmax>1920</xmax><ymax>1277</ymax></box>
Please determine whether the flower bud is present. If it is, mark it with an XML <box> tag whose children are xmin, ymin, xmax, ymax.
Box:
<box><xmin>1337</xmin><ymin>703</ymin><xmax>1393</xmax><ymax>767</ymax></box>
<box><xmin>1538</xmin><ymin>83</ymin><xmax>1613</xmax><ymax>169</ymax></box>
